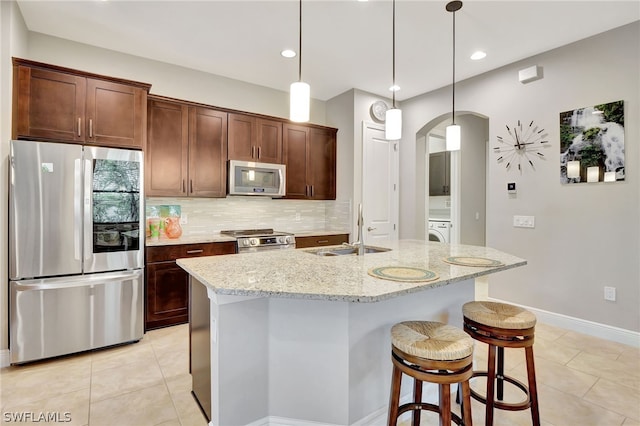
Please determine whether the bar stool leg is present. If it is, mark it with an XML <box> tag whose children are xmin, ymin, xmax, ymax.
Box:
<box><xmin>388</xmin><ymin>364</ymin><xmax>402</xmax><ymax>426</ymax></box>
<box><xmin>486</xmin><ymin>345</ymin><xmax>497</xmax><ymax>426</ymax></box>
<box><xmin>525</xmin><ymin>346</ymin><xmax>541</xmax><ymax>426</ymax></box>
<box><xmin>497</xmin><ymin>346</ymin><xmax>505</xmax><ymax>401</ymax></box>
<box><xmin>413</xmin><ymin>379</ymin><xmax>422</xmax><ymax>426</ymax></box>
<box><xmin>460</xmin><ymin>379</ymin><xmax>473</xmax><ymax>426</ymax></box>
<box><xmin>439</xmin><ymin>383</ymin><xmax>452</xmax><ymax>426</ymax></box>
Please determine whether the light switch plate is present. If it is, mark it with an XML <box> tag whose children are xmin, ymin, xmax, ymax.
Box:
<box><xmin>513</xmin><ymin>215</ymin><xmax>535</xmax><ymax>228</ymax></box>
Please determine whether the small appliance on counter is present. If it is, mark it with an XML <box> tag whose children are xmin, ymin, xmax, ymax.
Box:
<box><xmin>8</xmin><ymin>140</ymin><xmax>145</xmax><ymax>364</ymax></box>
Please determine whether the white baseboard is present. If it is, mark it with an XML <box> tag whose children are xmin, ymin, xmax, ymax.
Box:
<box><xmin>0</xmin><ymin>349</ymin><xmax>10</xmax><ymax>368</ymax></box>
<box><xmin>488</xmin><ymin>297</ymin><xmax>640</xmax><ymax>348</ymax></box>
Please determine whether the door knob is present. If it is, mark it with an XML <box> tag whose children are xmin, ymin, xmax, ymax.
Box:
<box><xmin>367</xmin><ymin>227</ymin><xmax>376</xmax><ymax>232</ymax></box>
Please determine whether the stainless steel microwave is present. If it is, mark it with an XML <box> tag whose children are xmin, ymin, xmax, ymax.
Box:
<box><xmin>228</xmin><ymin>160</ymin><xmax>286</xmax><ymax>197</ymax></box>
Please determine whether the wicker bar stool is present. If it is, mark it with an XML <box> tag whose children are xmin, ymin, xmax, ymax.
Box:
<box><xmin>462</xmin><ymin>301</ymin><xmax>540</xmax><ymax>426</ymax></box>
<box><xmin>388</xmin><ymin>321</ymin><xmax>474</xmax><ymax>426</ymax></box>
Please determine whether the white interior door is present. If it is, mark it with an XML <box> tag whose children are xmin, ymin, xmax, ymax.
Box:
<box><xmin>362</xmin><ymin>122</ymin><xmax>399</xmax><ymax>247</ymax></box>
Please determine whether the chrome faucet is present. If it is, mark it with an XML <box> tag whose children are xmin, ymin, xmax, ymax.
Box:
<box><xmin>347</xmin><ymin>203</ymin><xmax>365</xmax><ymax>256</ymax></box>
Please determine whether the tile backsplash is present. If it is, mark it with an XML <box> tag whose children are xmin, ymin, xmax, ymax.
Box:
<box><xmin>146</xmin><ymin>197</ymin><xmax>352</xmax><ymax>237</ymax></box>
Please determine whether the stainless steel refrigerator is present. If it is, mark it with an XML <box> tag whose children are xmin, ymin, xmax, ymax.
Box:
<box><xmin>9</xmin><ymin>140</ymin><xmax>145</xmax><ymax>364</ymax></box>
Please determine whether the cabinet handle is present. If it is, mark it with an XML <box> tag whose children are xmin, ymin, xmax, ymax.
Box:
<box><xmin>89</xmin><ymin>119</ymin><xmax>93</xmax><ymax>138</ymax></box>
<box><xmin>251</xmin><ymin>146</ymin><xmax>255</xmax><ymax>158</ymax></box>
<box><xmin>190</xmin><ymin>180</ymin><xmax>193</xmax><ymax>193</ymax></box>
<box><xmin>186</xmin><ymin>249</ymin><xmax>204</xmax><ymax>254</ymax></box>
<box><xmin>182</xmin><ymin>180</ymin><xmax>186</xmax><ymax>193</ymax></box>
<box><xmin>257</xmin><ymin>146</ymin><xmax>261</xmax><ymax>159</ymax></box>
<box><xmin>310</xmin><ymin>185</ymin><xmax>314</xmax><ymax>197</ymax></box>
<box><xmin>77</xmin><ymin>118</ymin><xmax>81</xmax><ymax>137</ymax></box>
<box><xmin>317</xmin><ymin>240</ymin><xmax>329</xmax><ymax>244</ymax></box>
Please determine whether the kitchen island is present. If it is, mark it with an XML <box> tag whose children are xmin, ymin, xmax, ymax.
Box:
<box><xmin>177</xmin><ymin>240</ymin><xmax>526</xmax><ymax>426</ymax></box>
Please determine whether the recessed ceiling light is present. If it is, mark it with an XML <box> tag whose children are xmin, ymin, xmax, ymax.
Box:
<box><xmin>470</xmin><ymin>51</ymin><xmax>487</xmax><ymax>60</ymax></box>
<box><xmin>281</xmin><ymin>49</ymin><xmax>296</xmax><ymax>58</ymax></box>
<box><xmin>389</xmin><ymin>85</ymin><xmax>400</xmax><ymax>92</ymax></box>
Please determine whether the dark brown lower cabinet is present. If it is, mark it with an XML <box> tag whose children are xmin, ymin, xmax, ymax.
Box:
<box><xmin>145</xmin><ymin>241</ymin><xmax>236</xmax><ymax>330</ymax></box>
<box><xmin>295</xmin><ymin>233</ymin><xmax>349</xmax><ymax>249</ymax></box>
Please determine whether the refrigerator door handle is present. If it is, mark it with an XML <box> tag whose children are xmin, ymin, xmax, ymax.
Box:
<box><xmin>11</xmin><ymin>269</ymin><xmax>143</xmax><ymax>291</ymax></box>
<box><xmin>74</xmin><ymin>159</ymin><xmax>82</xmax><ymax>261</ymax></box>
<box><xmin>83</xmin><ymin>159</ymin><xmax>93</xmax><ymax>261</ymax></box>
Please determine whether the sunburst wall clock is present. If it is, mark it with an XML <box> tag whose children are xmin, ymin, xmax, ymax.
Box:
<box><xmin>494</xmin><ymin>120</ymin><xmax>549</xmax><ymax>171</ymax></box>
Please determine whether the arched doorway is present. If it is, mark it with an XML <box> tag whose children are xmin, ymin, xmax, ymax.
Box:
<box><xmin>416</xmin><ymin>112</ymin><xmax>488</xmax><ymax>246</ymax></box>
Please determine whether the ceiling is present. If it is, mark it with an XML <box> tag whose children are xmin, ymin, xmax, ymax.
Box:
<box><xmin>16</xmin><ymin>1</ymin><xmax>640</xmax><ymax>102</ymax></box>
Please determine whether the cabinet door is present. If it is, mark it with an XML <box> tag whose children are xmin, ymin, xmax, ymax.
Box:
<box><xmin>227</xmin><ymin>113</ymin><xmax>256</xmax><ymax>161</ymax></box>
<box><xmin>308</xmin><ymin>127</ymin><xmax>337</xmax><ymax>200</ymax></box>
<box><xmin>283</xmin><ymin>124</ymin><xmax>310</xmax><ymax>198</ymax></box>
<box><xmin>256</xmin><ymin>118</ymin><xmax>283</xmax><ymax>164</ymax></box>
<box><xmin>146</xmin><ymin>261</ymin><xmax>189</xmax><ymax>329</ymax></box>
<box><xmin>429</xmin><ymin>151</ymin><xmax>450</xmax><ymax>196</ymax></box>
<box><xmin>86</xmin><ymin>78</ymin><xmax>147</xmax><ymax>149</ymax></box>
<box><xmin>189</xmin><ymin>107</ymin><xmax>228</xmax><ymax>197</ymax></box>
<box><xmin>14</xmin><ymin>65</ymin><xmax>86</xmax><ymax>142</ymax></box>
<box><xmin>146</xmin><ymin>100</ymin><xmax>189</xmax><ymax>196</ymax></box>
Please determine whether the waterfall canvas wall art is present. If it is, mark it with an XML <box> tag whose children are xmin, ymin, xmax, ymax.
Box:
<box><xmin>559</xmin><ymin>100</ymin><xmax>625</xmax><ymax>184</ymax></box>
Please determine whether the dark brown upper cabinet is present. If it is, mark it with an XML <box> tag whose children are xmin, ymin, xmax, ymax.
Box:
<box><xmin>283</xmin><ymin>124</ymin><xmax>336</xmax><ymax>200</ymax></box>
<box><xmin>227</xmin><ymin>113</ymin><xmax>283</xmax><ymax>164</ymax></box>
<box><xmin>12</xmin><ymin>58</ymin><xmax>150</xmax><ymax>149</ymax></box>
<box><xmin>146</xmin><ymin>97</ymin><xmax>228</xmax><ymax>198</ymax></box>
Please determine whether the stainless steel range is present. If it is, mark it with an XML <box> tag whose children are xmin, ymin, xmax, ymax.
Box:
<box><xmin>220</xmin><ymin>228</ymin><xmax>295</xmax><ymax>252</ymax></box>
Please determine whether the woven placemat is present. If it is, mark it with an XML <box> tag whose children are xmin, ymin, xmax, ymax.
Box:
<box><xmin>443</xmin><ymin>256</ymin><xmax>503</xmax><ymax>267</ymax></box>
<box><xmin>368</xmin><ymin>266</ymin><xmax>439</xmax><ymax>283</ymax></box>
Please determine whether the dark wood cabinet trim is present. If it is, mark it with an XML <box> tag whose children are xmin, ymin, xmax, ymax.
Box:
<box><xmin>12</xmin><ymin>57</ymin><xmax>151</xmax><ymax>91</ymax></box>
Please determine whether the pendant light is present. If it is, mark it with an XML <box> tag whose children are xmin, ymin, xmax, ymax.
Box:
<box><xmin>445</xmin><ymin>1</ymin><xmax>462</xmax><ymax>151</ymax></box>
<box><xmin>385</xmin><ymin>0</ymin><xmax>402</xmax><ymax>140</ymax></box>
<box><xmin>290</xmin><ymin>0</ymin><xmax>310</xmax><ymax>122</ymax></box>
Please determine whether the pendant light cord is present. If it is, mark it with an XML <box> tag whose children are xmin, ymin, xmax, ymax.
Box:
<box><xmin>392</xmin><ymin>0</ymin><xmax>396</xmax><ymax>109</ymax></box>
<box><xmin>451</xmin><ymin>6</ymin><xmax>456</xmax><ymax>125</ymax></box>
<box><xmin>298</xmin><ymin>0</ymin><xmax>302</xmax><ymax>82</ymax></box>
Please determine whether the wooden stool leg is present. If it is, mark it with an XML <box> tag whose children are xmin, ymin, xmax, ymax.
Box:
<box><xmin>461</xmin><ymin>379</ymin><xmax>473</xmax><ymax>426</ymax></box>
<box><xmin>413</xmin><ymin>379</ymin><xmax>422</xmax><ymax>426</ymax></box>
<box><xmin>525</xmin><ymin>346</ymin><xmax>541</xmax><ymax>426</ymax></box>
<box><xmin>388</xmin><ymin>364</ymin><xmax>402</xmax><ymax>426</ymax></box>
<box><xmin>439</xmin><ymin>383</ymin><xmax>452</xmax><ymax>426</ymax></box>
<box><xmin>486</xmin><ymin>345</ymin><xmax>497</xmax><ymax>426</ymax></box>
<box><xmin>497</xmin><ymin>346</ymin><xmax>505</xmax><ymax>401</ymax></box>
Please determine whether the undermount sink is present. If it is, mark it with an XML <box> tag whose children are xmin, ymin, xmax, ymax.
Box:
<box><xmin>306</xmin><ymin>245</ymin><xmax>392</xmax><ymax>256</ymax></box>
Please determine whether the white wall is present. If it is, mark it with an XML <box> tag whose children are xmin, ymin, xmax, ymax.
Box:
<box><xmin>401</xmin><ymin>22</ymin><xmax>640</xmax><ymax>332</ymax></box>
<box><xmin>1</xmin><ymin>0</ymin><xmax>28</xmax><ymax>356</ymax></box>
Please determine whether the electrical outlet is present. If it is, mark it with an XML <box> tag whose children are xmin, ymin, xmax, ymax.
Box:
<box><xmin>513</xmin><ymin>215</ymin><xmax>535</xmax><ymax>228</ymax></box>
<box><xmin>604</xmin><ymin>286</ymin><xmax>616</xmax><ymax>301</ymax></box>
<box><xmin>180</xmin><ymin>214</ymin><xmax>188</xmax><ymax>225</ymax></box>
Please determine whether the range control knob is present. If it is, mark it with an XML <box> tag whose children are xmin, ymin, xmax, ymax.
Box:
<box><xmin>241</xmin><ymin>239</ymin><xmax>251</xmax><ymax>247</ymax></box>
<box><xmin>249</xmin><ymin>238</ymin><xmax>259</xmax><ymax>246</ymax></box>
<box><xmin>277</xmin><ymin>236</ymin><xmax>287</xmax><ymax>244</ymax></box>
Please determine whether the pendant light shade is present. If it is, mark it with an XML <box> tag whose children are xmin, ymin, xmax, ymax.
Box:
<box><xmin>290</xmin><ymin>81</ymin><xmax>310</xmax><ymax>122</ymax></box>
<box><xmin>385</xmin><ymin>0</ymin><xmax>402</xmax><ymax>140</ymax></box>
<box><xmin>385</xmin><ymin>108</ymin><xmax>402</xmax><ymax>140</ymax></box>
<box><xmin>290</xmin><ymin>0</ymin><xmax>310</xmax><ymax>122</ymax></box>
<box><xmin>446</xmin><ymin>124</ymin><xmax>461</xmax><ymax>151</ymax></box>
<box><xmin>446</xmin><ymin>1</ymin><xmax>462</xmax><ymax>151</ymax></box>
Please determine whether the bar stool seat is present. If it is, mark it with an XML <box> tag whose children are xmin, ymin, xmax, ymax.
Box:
<box><xmin>388</xmin><ymin>321</ymin><xmax>474</xmax><ymax>426</ymax></box>
<box><xmin>462</xmin><ymin>301</ymin><xmax>540</xmax><ymax>426</ymax></box>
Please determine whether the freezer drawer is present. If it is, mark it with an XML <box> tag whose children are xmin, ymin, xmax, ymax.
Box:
<box><xmin>10</xmin><ymin>270</ymin><xmax>144</xmax><ymax>364</ymax></box>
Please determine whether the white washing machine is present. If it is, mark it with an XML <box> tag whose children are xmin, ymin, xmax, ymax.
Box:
<box><xmin>428</xmin><ymin>220</ymin><xmax>451</xmax><ymax>243</ymax></box>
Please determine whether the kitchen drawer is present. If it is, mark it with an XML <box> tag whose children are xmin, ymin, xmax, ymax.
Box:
<box><xmin>146</xmin><ymin>241</ymin><xmax>236</xmax><ymax>263</ymax></box>
<box><xmin>295</xmin><ymin>234</ymin><xmax>349</xmax><ymax>249</ymax></box>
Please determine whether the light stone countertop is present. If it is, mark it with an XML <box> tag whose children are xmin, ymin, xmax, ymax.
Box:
<box><xmin>177</xmin><ymin>240</ymin><xmax>526</xmax><ymax>303</ymax></box>
<box><xmin>145</xmin><ymin>234</ymin><xmax>237</xmax><ymax>247</ymax></box>
<box><xmin>145</xmin><ymin>230</ymin><xmax>348</xmax><ymax>247</ymax></box>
